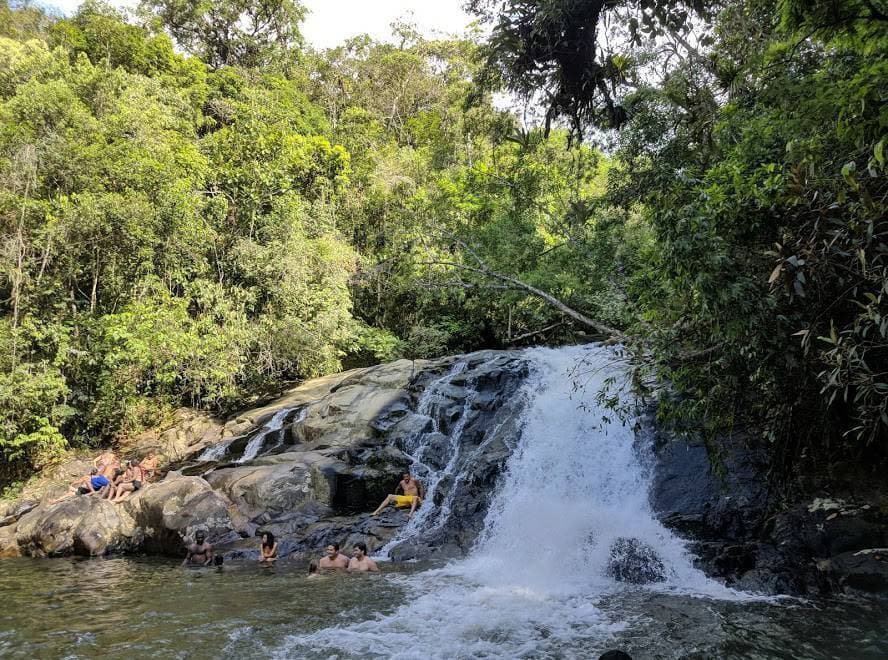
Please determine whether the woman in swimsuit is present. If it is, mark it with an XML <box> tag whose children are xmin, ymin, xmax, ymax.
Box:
<box><xmin>259</xmin><ymin>532</ymin><xmax>278</xmax><ymax>563</ymax></box>
<box><xmin>110</xmin><ymin>460</ymin><xmax>144</xmax><ymax>503</ymax></box>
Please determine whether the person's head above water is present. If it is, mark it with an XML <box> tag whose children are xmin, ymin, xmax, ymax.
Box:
<box><xmin>325</xmin><ymin>543</ymin><xmax>340</xmax><ymax>557</ymax></box>
<box><xmin>90</xmin><ymin>468</ymin><xmax>98</xmax><ymax>475</ymax></box>
<box><xmin>262</xmin><ymin>531</ymin><xmax>275</xmax><ymax>548</ymax></box>
<box><xmin>195</xmin><ymin>531</ymin><xmax>206</xmax><ymax>544</ymax></box>
<box><xmin>402</xmin><ymin>472</ymin><xmax>412</xmax><ymax>480</ymax></box>
<box><xmin>353</xmin><ymin>542</ymin><xmax>368</xmax><ymax>558</ymax></box>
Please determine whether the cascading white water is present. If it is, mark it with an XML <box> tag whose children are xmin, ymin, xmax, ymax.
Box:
<box><xmin>197</xmin><ymin>406</ymin><xmax>302</xmax><ymax>464</ymax></box>
<box><xmin>376</xmin><ymin>359</ymin><xmax>494</xmax><ymax>555</ymax></box>
<box><xmin>197</xmin><ymin>437</ymin><xmax>235</xmax><ymax>462</ymax></box>
<box><xmin>278</xmin><ymin>345</ymin><xmax>757</xmax><ymax>659</ymax></box>
<box><xmin>236</xmin><ymin>407</ymin><xmax>294</xmax><ymax>464</ymax></box>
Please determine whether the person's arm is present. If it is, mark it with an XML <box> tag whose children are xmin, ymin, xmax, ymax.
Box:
<box><xmin>368</xmin><ymin>559</ymin><xmax>379</xmax><ymax>572</ymax></box>
<box><xmin>347</xmin><ymin>558</ymin><xmax>357</xmax><ymax>571</ymax></box>
<box><xmin>204</xmin><ymin>544</ymin><xmax>214</xmax><ymax>566</ymax></box>
<box><xmin>418</xmin><ymin>481</ymin><xmax>425</xmax><ymax>499</ymax></box>
<box><xmin>183</xmin><ymin>546</ymin><xmax>193</xmax><ymax>566</ymax></box>
<box><xmin>271</xmin><ymin>542</ymin><xmax>278</xmax><ymax>559</ymax></box>
<box><xmin>396</xmin><ymin>481</ymin><xmax>404</xmax><ymax>495</ymax></box>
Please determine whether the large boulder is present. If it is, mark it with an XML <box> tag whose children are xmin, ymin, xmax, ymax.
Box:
<box><xmin>15</xmin><ymin>497</ymin><xmax>136</xmax><ymax>557</ymax></box>
<box><xmin>125</xmin><ymin>476</ymin><xmax>242</xmax><ymax>556</ymax></box>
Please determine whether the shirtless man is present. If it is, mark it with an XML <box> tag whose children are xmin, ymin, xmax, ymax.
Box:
<box><xmin>183</xmin><ymin>531</ymin><xmax>214</xmax><ymax>566</ymax></box>
<box><xmin>93</xmin><ymin>452</ymin><xmax>119</xmax><ymax>480</ymax></box>
<box><xmin>317</xmin><ymin>543</ymin><xmax>350</xmax><ymax>570</ymax></box>
<box><xmin>371</xmin><ymin>472</ymin><xmax>425</xmax><ymax>518</ymax></box>
<box><xmin>347</xmin><ymin>542</ymin><xmax>379</xmax><ymax>572</ymax></box>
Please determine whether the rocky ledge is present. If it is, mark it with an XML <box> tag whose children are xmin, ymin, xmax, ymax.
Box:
<box><xmin>0</xmin><ymin>351</ymin><xmax>530</xmax><ymax>563</ymax></box>
<box><xmin>646</xmin><ymin>413</ymin><xmax>888</xmax><ymax>596</ymax></box>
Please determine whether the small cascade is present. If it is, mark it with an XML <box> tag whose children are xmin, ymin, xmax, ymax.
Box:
<box><xmin>197</xmin><ymin>438</ymin><xmax>234</xmax><ymax>462</ymax></box>
<box><xmin>235</xmin><ymin>406</ymin><xmax>293</xmax><ymax>464</ymax></box>
<box><xmin>376</xmin><ymin>357</ymin><xmax>501</xmax><ymax>555</ymax></box>
<box><xmin>194</xmin><ymin>405</ymin><xmax>306</xmax><ymax>468</ymax></box>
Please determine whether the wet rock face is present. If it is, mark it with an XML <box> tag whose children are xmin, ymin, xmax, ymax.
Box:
<box><xmin>607</xmin><ymin>537</ymin><xmax>667</xmax><ymax>584</ymax></box>
<box><xmin>646</xmin><ymin>405</ymin><xmax>888</xmax><ymax>596</ymax></box>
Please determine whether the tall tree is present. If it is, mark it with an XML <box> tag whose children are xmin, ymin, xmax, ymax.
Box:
<box><xmin>141</xmin><ymin>0</ymin><xmax>305</xmax><ymax>68</ymax></box>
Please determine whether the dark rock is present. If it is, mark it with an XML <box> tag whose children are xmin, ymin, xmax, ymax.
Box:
<box><xmin>607</xmin><ymin>537</ymin><xmax>667</xmax><ymax>584</ymax></box>
<box><xmin>819</xmin><ymin>549</ymin><xmax>888</xmax><ymax>593</ymax></box>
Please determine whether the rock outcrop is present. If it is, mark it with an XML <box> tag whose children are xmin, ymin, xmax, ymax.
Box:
<box><xmin>0</xmin><ymin>350</ymin><xmax>531</xmax><ymax>563</ymax></box>
<box><xmin>647</xmin><ymin>410</ymin><xmax>888</xmax><ymax>596</ymax></box>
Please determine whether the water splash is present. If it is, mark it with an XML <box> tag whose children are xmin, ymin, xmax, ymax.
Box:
<box><xmin>278</xmin><ymin>345</ymin><xmax>760</xmax><ymax>659</ymax></box>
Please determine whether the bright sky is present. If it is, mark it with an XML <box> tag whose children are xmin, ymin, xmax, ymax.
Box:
<box><xmin>41</xmin><ymin>0</ymin><xmax>476</xmax><ymax>49</ymax></box>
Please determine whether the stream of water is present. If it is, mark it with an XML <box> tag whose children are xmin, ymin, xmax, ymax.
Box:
<box><xmin>1</xmin><ymin>345</ymin><xmax>886</xmax><ymax>658</ymax></box>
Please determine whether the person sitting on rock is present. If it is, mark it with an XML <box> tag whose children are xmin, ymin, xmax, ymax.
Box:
<box><xmin>102</xmin><ymin>466</ymin><xmax>127</xmax><ymax>500</ymax></box>
<box><xmin>109</xmin><ymin>459</ymin><xmax>144</xmax><ymax>503</ymax></box>
<box><xmin>347</xmin><ymin>542</ymin><xmax>379</xmax><ymax>572</ymax></box>
<box><xmin>50</xmin><ymin>469</ymin><xmax>110</xmax><ymax>503</ymax></box>
<box><xmin>93</xmin><ymin>451</ymin><xmax>119</xmax><ymax>480</ymax></box>
<box><xmin>138</xmin><ymin>453</ymin><xmax>160</xmax><ymax>483</ymax></box>
<box><xmin>259</xmin><ymin>532</ymin><xmax>278</xmax><ymax>563</ymax></box>
<box><xmin>183</xmin><ymin>531</ymin><xmax>214</xmax><ymax>566</ymax></box>
<box><xmin>317</xmin><ymin>543</ymin><xmax>349</xmax><ymax>570</ymax></box>
<box><xmin>371</xmin><ymin>472</ymin><xmax>425</xmax><ymax>519</ymax></box>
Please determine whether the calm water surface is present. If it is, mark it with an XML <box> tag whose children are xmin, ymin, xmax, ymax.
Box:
<box><xmin>0</xmin><ymin>556</ymin><xmax>885</xmax><ymax>659</ymax></box>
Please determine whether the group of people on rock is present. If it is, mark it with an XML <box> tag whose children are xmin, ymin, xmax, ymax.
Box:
<box><xmin>50</xmin><ymin>452</ymin><xmax>158</xmax><ymax>505</ymax></box>
<box><xmin>181</xmin><ymin>471</ymin><xmax>427</xmax><ymax>572</ymax></box>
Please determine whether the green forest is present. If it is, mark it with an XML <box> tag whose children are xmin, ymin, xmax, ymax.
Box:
<box><xmin>1</xmin><ymin>0</ymin><xmax>885</xmax><ymax>488</ymax></box>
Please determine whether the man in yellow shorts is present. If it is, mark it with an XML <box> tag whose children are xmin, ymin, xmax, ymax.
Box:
<box><xmin>371</xmin><ymin>472</ymin><xmax>425</xmax><ymax>519</ymax></box>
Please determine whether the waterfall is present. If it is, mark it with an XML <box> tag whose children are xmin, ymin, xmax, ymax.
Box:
<box><xmin>196</xmin><ymin>406</ymin><xmax>305</xmax><ymax>465</ymax></box>
<box><xmin>236</xmin><ymin>406</ymin><xmax>294</xmax><ymax>464</ymax></box>
<box><xmin>278</xmin><ymin>345</ymin><xmax>755</xmax><ymax>659</ymax></box>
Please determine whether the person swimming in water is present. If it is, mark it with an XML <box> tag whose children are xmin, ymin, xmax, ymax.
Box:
<box><xmin>259</xmin><ymin>532</ymin><xmax>278</xmax><ymax>563</ymax></box>
<box><xmin>371</xmin><ymin>472</ymin><xmax>425</xmax><ymax>519</ymax></box>
<box><xmin>183</xmin><ymin>531</ymin><xmax>214</xmax><ymax>566</ymax></box>
<box><xmin>317</xmin><ymin>543</ymin><xmax>349</xmax><ymax>570</ymax></box>
<box><xmin>347</xmin><ymin>542</ymin><xmax>379</xmax><ymax>572</ymax></box>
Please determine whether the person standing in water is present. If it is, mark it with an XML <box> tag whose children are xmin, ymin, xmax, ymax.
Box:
<box><xmin>317</xmin><ymin>543</ymin><xmax>349</xmax><ymax>570</ymax></box>
<box><xmin>183</xmin><ymin>531</ymin><xmax>214</xmax><ymax>566</ymax></box>
<box><xmin>371</xmin><ymin>472</ymin><xmax>425</xmax><ymax>519</ymax></box>
<box><xmin>259</xmin><ymin>532</ymin><xmax>278</xmax><ymax>563</ymax></box>
<box><xmin>347</xmin><ymin>542</ymin><xmax>379</xmax><ymax>572</ymax></box>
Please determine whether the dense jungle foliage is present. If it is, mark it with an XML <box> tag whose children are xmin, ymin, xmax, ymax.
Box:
<box><xmin>0</xmin><ymin>0</ymin><xmax>885</xmax><ymax>487</ymax></box>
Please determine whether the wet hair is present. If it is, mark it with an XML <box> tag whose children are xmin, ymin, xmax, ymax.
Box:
<box><xmin>213</xmin><ymin>555</ymin><xmax>224</xmax><ymax>566</ymax></box>
<box><xmin>130</xmin><ymin>459</ymin><xmax>140</xmax><ymax>467</ymax></box>
<box><xmin>354</xmin><ymin>542</ymin><xmax>367</xmax><ymax>554</ymax></box>
<box><xmin>308</xmin><ymin>561</ymin><xmax>318</xmax><ymax>574</ymax></box>
<box><xmin>262</xmin><ymin>531</ymin><xmax>275</xmax><ymax>548</ymax></box>
<box><xmin>113</xmin><ymin>468</ymin><xmax>125</xmax><ymax>477</ymax></box>
<box><xmin>90</xmin><ymin>468</ymin><xmax>98</xmax><ymax>475</ymax></box>
<box><xmin>330</xmin><ymin>542</ymin><xmax>339</xmax><ymax>552</ymax></box>
<box><xmin>195</xmin><ymin>531</ymin><xmax>206</xmax><ymax>542</ymax></box>
<box><xmin>599</xmin><ymin>652</ymin><xmax>632</xmax><ymax>660</ymax></box>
